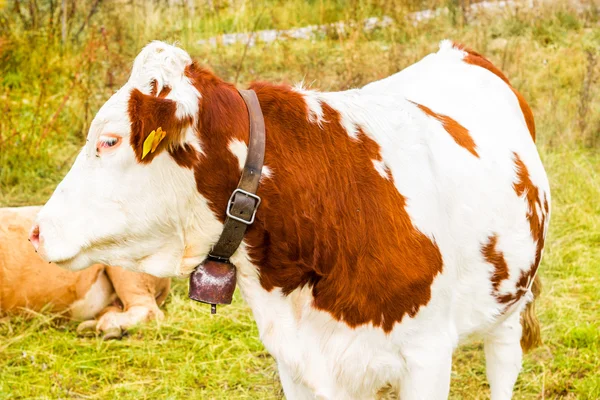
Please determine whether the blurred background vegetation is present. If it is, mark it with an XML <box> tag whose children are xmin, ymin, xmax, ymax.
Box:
<box><xmin>0</xmin><ymin>0</ymin><xmax>598</xmax><ymax>205</ymax></box>
<box><xmin>0</xmin><ymin>0</ymin><xmax>599</xmax><ymax>399</ymax></box>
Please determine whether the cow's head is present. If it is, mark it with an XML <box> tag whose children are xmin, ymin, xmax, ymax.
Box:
<box><xmin>30</xmin><ymin>41</ymin><xmax>222</xmax><ymax>277</ymax></box>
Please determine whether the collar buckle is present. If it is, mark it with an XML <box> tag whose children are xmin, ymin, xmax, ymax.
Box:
<box><xmin>226</xmin><ymin>188</ymin><xmax>262</xmax><ymax>225</ymax></box>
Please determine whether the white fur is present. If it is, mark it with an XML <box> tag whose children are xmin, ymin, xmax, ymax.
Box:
<box><xmin>229</xmin><ymin>138</ymin><xmax>273</xmax><ymax>181</ymax></box>
<box><xmin>228</xmin><ymin>139</ymin><xmax>248</xmax><ymax>169</ymax></box>
<box><xmin>69</xmin><ymin>270</ymin><xmax>116</xmax><ymax>320</ymax></box>
<box><xmin>372</xmin><ymin>159</ymin><xmax>390</xmax><ymax>180</ymax></box>
<box><xmin>36</xmin><ymin>40</ymin><xmax>550</xmax><ymax>399</ymax></box>
<box><xmin>262</xmin><ymin>165</ymin><xmax>273</xmax><ymax>179</ymax></box>
<box><xmin>293</xmin><ymin>83</ymin><xmax>324</xmax><ymax>126</ymax></box>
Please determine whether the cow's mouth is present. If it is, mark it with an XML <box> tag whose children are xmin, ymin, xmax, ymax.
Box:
<box><xmin>35</xmin><ymin>243</ymin><xmax>79</xmax><ymax>268</ymax></box>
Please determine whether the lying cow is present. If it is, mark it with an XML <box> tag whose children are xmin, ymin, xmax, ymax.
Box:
<box><xmin>30</xmin><ymin>39</ymin><xmax>549</xmax><ymax>399</ymax></box>
<box><xmin>0</xmin><ymin>206</ymin><xmax>170</xmax><ymax>339</ymax></box>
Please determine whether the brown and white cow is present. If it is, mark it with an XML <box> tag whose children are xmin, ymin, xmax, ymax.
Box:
<box><xmin>30</xmin><ymin>40</ymin><xmax>550</xmax><ymax>399</ymax></box>
<box><xmin>1</xmin><ymin>206</ymin><xmax>170</xmax><ymax>339</ymax></box>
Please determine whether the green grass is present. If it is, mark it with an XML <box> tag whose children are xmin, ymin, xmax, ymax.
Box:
<box><xmin>1</xmin><ymin>0</ymin><xmax>599</xmax><ymax>398</ymax></box>
<box><xmin>0</xmin><ymin>290</ymin><xmax>281</xmax><ymax>399</ymax></box>
<box><xmin>1</xmin><ymin>149</ymin><xmax>598</xmax><ymax>399</ymax></box>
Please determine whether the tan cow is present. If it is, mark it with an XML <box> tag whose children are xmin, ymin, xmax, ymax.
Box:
<box><xmin>0</xmin><ymin>206</ymin><xmax>170</xmax><ymax>339</ymax></box>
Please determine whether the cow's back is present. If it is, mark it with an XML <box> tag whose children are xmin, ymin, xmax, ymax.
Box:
<box><xmin>361</xmin><ymin>41</ymin><xmax>550</xmax><ymax>334</ymax></box>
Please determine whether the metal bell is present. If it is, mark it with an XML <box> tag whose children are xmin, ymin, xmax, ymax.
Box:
<box><xmin>189</xmin><ymin>259</ymin><xmax>237</xmax><ymax>314</ymax></box>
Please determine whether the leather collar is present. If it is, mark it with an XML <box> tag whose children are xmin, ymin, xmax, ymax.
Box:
<box><xmin>188</xmin><ymin>89</ymin><xmax>266</xmax><ymax>313</ymax></box>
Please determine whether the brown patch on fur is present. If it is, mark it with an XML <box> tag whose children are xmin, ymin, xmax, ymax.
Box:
<box><xmin>514</xmin><ymin>155</ymin><xmax>542</xmax><ymax>239</ymax></box>
<box><xmin>480</xmin><ymin>234</ymin><xmax>532</xmax><ymax>306</ymax></box>
<box><xmin>481</xmin><ymin>235</ymin><xmax>514</xmax><ymax>303</ymax></box>
<box><xmin>177</xmin><ymin>66</ymin><xmax>444</xmax><ymax>332</ymax></box>
<box><xmin>185</xmin><ymin>63</ymin><xmax>251</xmax><ymax>211</ymax></box>
<box><xmin>453</xmin><ymin>43</ymin><xmax>536</xmax><ymax>142</ymax></box>
<box><xmin>489</xmin><ymin>153</ymin><xmax>548</xmax><ymax>307</ymax></box>
<box><xmin>479</xmin><ymin>151</ymin><xmax>547</xmax><ymax>352</ymax></box>
<box><xmin>513</xmin><ymin>153</ymin><xmax>549</xmax><ymax>304</ymax></box>
<box><xmin>480</xmin><ymin>153</ymin><xmax>547</xmax><ymax>349</ymax></box>
<box><xmin>513</xmin><ymin>152</ymin><xmax>547</xmax><ymax>284</ymax></box>
<box><xmin>413</xmin><ymin>102</ymin><xmax>479</xmax><ymax>158</ymax></box>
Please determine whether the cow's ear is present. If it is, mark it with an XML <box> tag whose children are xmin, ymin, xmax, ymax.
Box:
<box><xmin>128</xmin><ymin>88</ymin><xmax>194</xmax><ymax>163</ymax></box>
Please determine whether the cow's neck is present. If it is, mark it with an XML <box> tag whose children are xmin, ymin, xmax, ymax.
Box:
<box><xmin>191</xmin><ymin>66</ymin><xmax>252</xmax><ymax>217</ymax></box>
<box><xmin>185</xmin><ymin>68</ymin><xmax>326</xmax><ymax>296</ymax></box>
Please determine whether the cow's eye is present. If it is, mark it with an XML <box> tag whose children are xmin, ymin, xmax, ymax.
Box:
<box><xmin>96</xmin><ymin>134</ymin><xmax>122</xmax><ymax>155</ymax></box>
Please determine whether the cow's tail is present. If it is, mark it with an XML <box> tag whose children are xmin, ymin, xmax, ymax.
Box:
<box><xmin>520</xmin><ymin>274</ymin><xmax>542</xmax><ymax>352</ymax></box>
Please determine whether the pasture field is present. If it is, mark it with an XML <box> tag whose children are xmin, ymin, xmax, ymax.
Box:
<box><xmin>1</xmin><ymin>0</ymin><xmax>599</xmax><ymax>398</ymax></box>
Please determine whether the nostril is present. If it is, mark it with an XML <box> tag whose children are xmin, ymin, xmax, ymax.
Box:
<box><xmin>29</xmin><ymin>225</ymin><xmax>40</xmax><ymax>251</ymax></box>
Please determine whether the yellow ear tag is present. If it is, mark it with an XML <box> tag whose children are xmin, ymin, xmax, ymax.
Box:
<box><xmin>142</xmin><ymin>130</ymin><xmax>156</xmax><ymax>159</ymax></box>
<box><xmin>151</xmin><ymin>127</ymin><xmax>166</xmax><ymax>153</ymax></box>
<box><xmin>141</xmin><ymin>127</ymin><xmax>166</xmax><ymax>159</ymax></box>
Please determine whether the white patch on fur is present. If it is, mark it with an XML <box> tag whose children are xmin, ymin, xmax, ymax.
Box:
<box><xmin>372</xmin><ymin>159</ymin><xmax>389</xmax><ymax>180</ymax></box>
<box><xmin>183</xmin><ymin>125</ymin><xmax>203</xmax><ymax>155</ymax></box>
<box><xmin>70</xmin><ymin>271</ymin><xmax>116</xmax><ymax>320</ymax></box>
<box><xmin>438</xmin><ymin>38</ymin><xmax>456</xmax><ymax>53</ymax></box>
<box><xmin>339</xmin><ymin>112</ymin><xmax>359</xmax><ymax>139</ymax></box>
<box><xmin>228</xmin><ymin>139</ymin><xmax>272</xmax><ymax>181</ymax></box>
<box><xmin>293</xmin><ymin>83</ymin><xmax>324</xmax><ymax>126</ymax></box>
<box><xmin>228</xmin><ymin>139</ymin><xmax>247</xmax><ymax>169</ymax></box>
<box><xmin>262</xmin><ymin>166</ymin><xmax>273</xmax><ymax>179</ymax></box>
<box><xmin>315</xmin><ymin>88</ymin><xmax>363</xmax><ymax>139</ymax></box>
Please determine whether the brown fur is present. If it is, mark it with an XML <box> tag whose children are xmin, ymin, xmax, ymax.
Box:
<box><xmin>104</xmin><ymin>266</ymin><xmax>170</xmax><ymax>317</ymax></box>
<box><xmin>0</xmin><ymin>206</ymin><xmax>170</xmax><ymax>326</ymax></box>
<box><xmin>412</xmin><ymin>102</ymin><xmax>479</xmax><ymax>157</ymax></box>
<box><xmin>481</xmin><ymin>235</ymin><xmax>515</xmax><ymax>304</ymax></box>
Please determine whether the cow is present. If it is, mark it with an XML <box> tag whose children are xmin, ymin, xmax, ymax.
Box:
<box><xmin>1</xmin><ymin>206</ymin><xmax>170</xmax><ymax>339</ymax></box>
<box><xmin>29</xmin><ymin>39</ymin><xmax>550</xmax><ymax>399</ymax></box>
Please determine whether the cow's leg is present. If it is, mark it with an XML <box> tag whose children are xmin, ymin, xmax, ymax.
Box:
<box><xmin>484</xmin><ymin>311</ymin><xmax>523</xmax><ymax>400</ymax></box>
<box><xmin>77</xmin><ymin>266</ymin><xmax>169</xmax><ymax>339</ymax></box>
<box><xmin>69</xmin><ymin>267</ymin><xmax>116</xmax><ymax>321</ymax></box>
<box><xmin>399</xmin><ymin>336</ymin><xmax>453</xmax><ymax>400</ymax></box>
<box><xmin>277</xmin><ymin>362</ymin><xmax>314</xmax><ymax>400</ymax></box>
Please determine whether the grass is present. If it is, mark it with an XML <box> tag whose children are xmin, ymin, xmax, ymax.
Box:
<box><xmin>0</xmin><ymin>291</ymin><xmax>281</xmax><ymax>399</ymax></box>
<box><xmin>1</xmin><ymin>0</ymin><xmax>599</xmax><ymax>398</ymax></box>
